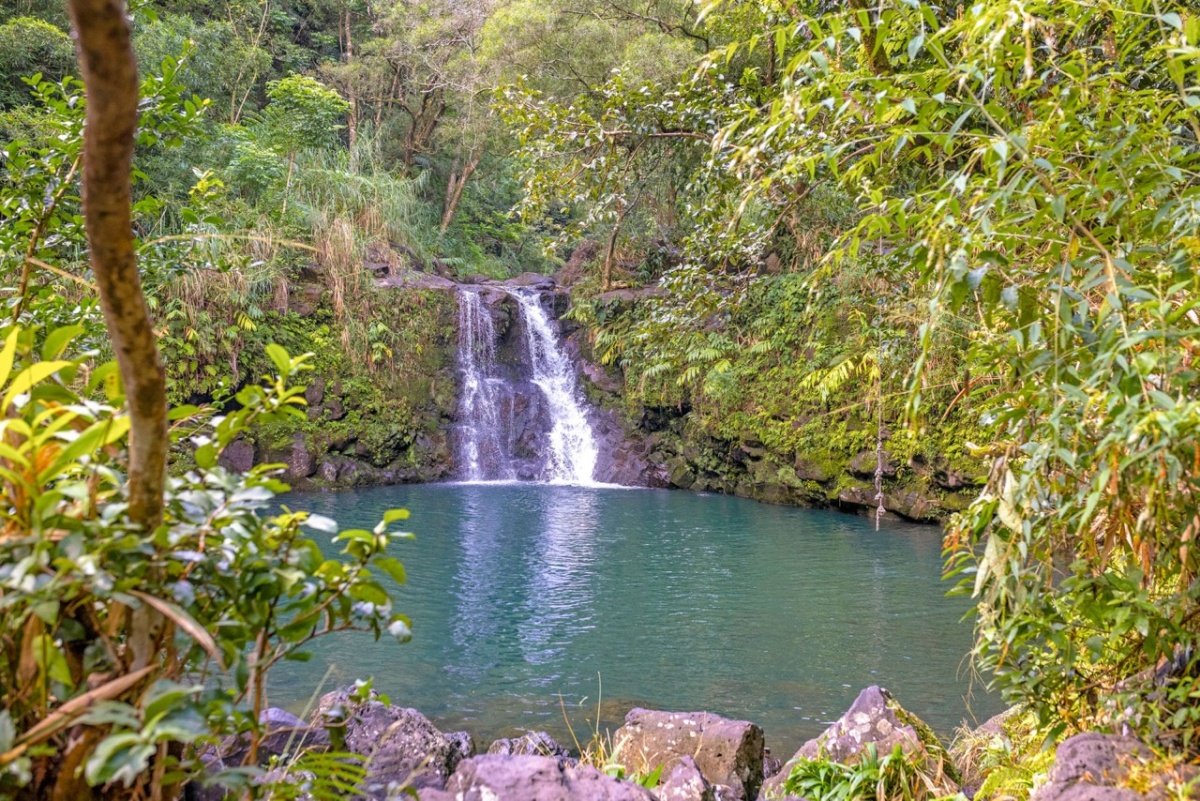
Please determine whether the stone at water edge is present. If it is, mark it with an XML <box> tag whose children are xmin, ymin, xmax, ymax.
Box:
<box><xmin>416</xmin><ymin>754</ymin><xmax>658</xmax><ymax>801</ymax></box>
<box><xmin>760</xmin><ymin>685</ymin><xmax>956</xmax><ymax>799</ymax></box>
<box><xmin>656</xmin><ymin>755</ymin><xmax>715</xmax><ymax>801</ymax></box>
<box><xmin>610</xmin><ymin>708</ymin><xmax>765</xmax><ymax>801</ymax></box>
<box><xmin>310</xmin><ymin>688</ymin><xmax>474</xmax><ymax>796</ymax></box>
<box><xmin>487</xmin><ymin>730</ymin><xmax>573</xmax><ymax>763</ymax></box>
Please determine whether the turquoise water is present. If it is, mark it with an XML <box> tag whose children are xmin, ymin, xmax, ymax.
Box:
<box><xmin>270</xmin><ymin>483</ymin><xmax>999</xmax><ymax>755</ymax></box>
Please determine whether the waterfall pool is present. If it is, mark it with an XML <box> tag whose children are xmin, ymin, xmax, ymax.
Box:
<box><xmin>269</xmin><ymin>482</ymin><xmax>1000</xmax><ymax>755</ymax></box>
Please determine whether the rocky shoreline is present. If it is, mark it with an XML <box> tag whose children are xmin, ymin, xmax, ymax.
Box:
<box><xmin>188</xmin><ymin>684</ymin><xmax>1185</xmax><ymax>800</ymax></box>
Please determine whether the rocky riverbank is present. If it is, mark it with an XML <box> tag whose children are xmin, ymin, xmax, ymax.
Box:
<box><xmin>187</xmin><ymin>684</ymin><xmax>1190</xmax><ymax>800</ymax></box>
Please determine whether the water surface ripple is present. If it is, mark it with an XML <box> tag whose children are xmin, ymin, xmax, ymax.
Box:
<box><xmin>271</xmin><ymin>483</ymin><xmax>999</xmax><ymax>754</ymax></box>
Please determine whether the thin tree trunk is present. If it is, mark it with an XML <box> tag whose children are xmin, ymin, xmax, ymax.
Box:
<box><xmin>440</xmin><ymin>155</ymin><xmax>478</xmax><ymax>234</ymax></box>
<box><xmin>602</xmin><ymin>200</ymin><xmax>628</xmax><ymax>291</ymax></box>
<box><xmin>343</xmin><ymin>2</ymin><xmax>358</xmax><ymax>168</ymax></box>
<box><xmin>67</xmin><ymin>0</ymin><xmax>167</xmax><ymax>532</ymax></box>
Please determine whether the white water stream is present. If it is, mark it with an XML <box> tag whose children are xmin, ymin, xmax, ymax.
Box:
<box><xmin>511</xmin><ymin>290</ymin><xmax>599</xmax><ymax>484</ymax></box>
<box><xmin>453</xmin><ymin>287</ymin><xmax>599</xmax><ymax>484</ymax></box>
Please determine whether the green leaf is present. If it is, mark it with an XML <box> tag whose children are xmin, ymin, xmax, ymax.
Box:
<box><xmin>265</xmin><ymin>343</ymin><xmax>292</xmax><ymax>377</ymax></box>
<box><xmin>383</xmin><ymin>508</ymin><xmax>410</xmax><ymax>524</ymax></box>
<box><xmin>375</xmin><ymin>557</ymin><xmax>407</xmax><ymax>585</ymax></box>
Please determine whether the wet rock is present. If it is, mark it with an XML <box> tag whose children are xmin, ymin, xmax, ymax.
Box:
<box><xmin>487</xmin><ymin>731</ymin><xmax>571</xmax><ymax>760</ymax></box>
<box><xmin>611</xmin><ymin>708</ymin><xmax>764</xmax><ymax>801</ymax></box>
<box><xmin>580</xmin><ymin>358</ymin><xmax>624</xmax><ymax>395</ymax></box>
<box><xmin>218</xmin><ymin>438</ymin><xmax>256</xmax><ymax>473</ymax></box>
<box><xmin>656</xmin><ymin>756</ymin><xmax>715</xmax><ymax>801</ymax></box>
<box><xmin>312</xmin><ymin>689</ymin><xmax>463</xmax><ymax>796</ymax></box>
<box><xmin>763</xmin><ymin>686</ymin><xmax>954</xmax><ymax>799</ymax></box>
<box><xmin>417</xmin><ymin>754</ymin><xmax>657</xmax><ymax>801</ymax></box>
<box><xmin>667</xmin><ymin>458</ymin><xmax>697</xmax><ymax>489</ymax></box>
<box><xmin>762</xmin><ymin>745</ymin><xmax>784</xmax><ymax>779</ymax></box>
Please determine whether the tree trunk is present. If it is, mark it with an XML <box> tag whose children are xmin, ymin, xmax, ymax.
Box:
<box><xmin>602</xmin><ymin>200</ymin><xmax>628</xmax><ymax>291</ymax></box>
<box><xmin>67</xmin><ymin>0</ymin><xmax>167</xmax><ymax>532</ymax></box>
<box><xmin>440</xmin><ymin>155</ymin><xmax>479</xmax><ymax>234</ymax></box>
<box><xmin>343</xmin><ymin>2</ymin><xmax>358</xmax><ymax>168</ymax></box>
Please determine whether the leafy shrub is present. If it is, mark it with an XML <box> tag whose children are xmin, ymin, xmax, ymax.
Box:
<box><xmin>783</xmin><ymin>744</ymin><xmax>955</xmax><ymax>801</ymax></box>
<box><xmin>0</xmin><ymin>331</ymin><xmax>413</xmax><ymax>798</ymax></box>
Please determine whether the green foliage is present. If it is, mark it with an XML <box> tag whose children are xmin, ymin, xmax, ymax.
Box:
<box><xmin>782</xmin><ymin>744</ymin><xmax>954</xmax><ymax>801</ymax></box>
<box><xmin>0</xmin><ymin>17</ymin><xmax>73</xmax><ymax>109</ymax></box>
<box><xmin>262</xmin><ymin>74</ymin><xmax>349</xmax><ymax>154</ymax></box>
<box><xmin>693</xmin><ymin>0</ymin><xmax>1200</xmax><ymax>749</ymax></box>
<box><xmin>0</xmin><ymin>328</ymin><xmax>413</xmax><ymax>796</ymax></box>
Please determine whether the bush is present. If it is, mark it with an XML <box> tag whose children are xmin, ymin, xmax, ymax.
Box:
<box><xmin>0</xmin><ymin>331</ymin><xmax>413</xmax><ymax>798</ymax></box>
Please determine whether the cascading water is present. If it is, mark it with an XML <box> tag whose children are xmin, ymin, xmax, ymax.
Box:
<box><xmin>511</xmin><ymin>290</ymin><xmax>599</xmax><ymax>484</ymax></box>
<box><xmin>452</xmin><ymin>286</ymin><xmax>599</xmax><ymax>484</ymax></box>
<box><xmin>454</xmin><ymin>289</ymin><xmax>515</xmax><ymax>481</ymax></box>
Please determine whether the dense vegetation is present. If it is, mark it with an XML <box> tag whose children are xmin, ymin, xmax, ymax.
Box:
<box><xmin>3</xmin><ymin>0</ymin><xmax>1200</xmax><ymax>797</ymax></box>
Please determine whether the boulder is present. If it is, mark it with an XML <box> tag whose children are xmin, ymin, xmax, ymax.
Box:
<box><xmin>214</xmin><ymin>707</ymin><xmax>330</xmax><ymax>769</ymax></box>
<box><xmin>303</xmin><ymin>377</ymin><xmax>326</xmax><ymax>407</ymax></box>
<box><xmin>487</xmin><ymin>731</ymin><xmax>572</xmax><ymax>761</ymax></box>
<box><xmin>311</xmin><ymin>689</ymin><xmax>467</xmax><ymax>796</ymax></box>
<box><xmin>1029</xmin><ymin>732</ymin><xmax>1196</xmax><ymax>801</ymax></box>
<box><xmin>417</xmin><ymin>754</ymin><xmax>657</xmax><ymax>801</ymax></box>
<box><xmin>656</xmin><ymin>756</ymin><xmax>715</xmax><ymax>801</ymax></box>
<box><xmin>762</xmin><ymin>686</ymin><xmax>953</xmax><ymax>799</ymax></box>
<box><xmin>217</xmin><ymin>438</ymin><xmax>256</xmax><ymax>473</ymax></box>
<box><xmin>283</xmin><ymin>437</ymin><xmax>317</xmax><ymax>480</ymax></box>
<box><xmin>611</xmin><ymin>709</ymin><xmax>764</xmax><ymax>801</ymax></box>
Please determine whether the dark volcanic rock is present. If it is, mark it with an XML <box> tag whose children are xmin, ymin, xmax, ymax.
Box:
<box><xmin>1029</xmin><ymin>732</ymin><xmax>1196</xmax><ymax>801</ymax></box>
<box><xmin>656</xmin><ymin>755</ymin><xmax>716</xmax><ymax>801</ymax></box>
<box><xmin>487</xmin><ymin>731</ymin><xmax>571</xmax><ymax>761</ymax></box>
<box><xmin>215</xmin><ymin>707</ymin><xmax>330</xmax><ymax>769</ymax></box>
<box><xmin>611</xmin><ymin>708</ymin><xmax>764</xmax><ymax>801</ymax></box>
<box><xmin>312</xmin><ymin>689</ymin><xmax>463</xmax><ymax>796</ymax></box>
<box><xmin>283</xmin><ymin>436</ymin><xmax>316</xmax><ymax>480</ymax></box>
<box><xmin>418</xmin><ymin>754</ymin><xmax>657</xmax><ymax>801</ymax></box>
<box><xmin>304</xmin><ymin>377</ymin><xmax>326</xmax><ymax>406</ymax></box>
<box><xmin>218</xmin><ymin>438</ymin><xmax>255</xmax><ymax>473</ymax></box>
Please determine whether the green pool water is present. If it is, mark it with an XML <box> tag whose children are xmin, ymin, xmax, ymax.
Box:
<box><xmin>269</xmin><ymin>483</ymin><xmax>999</xmax><ymax>755</ymax></box>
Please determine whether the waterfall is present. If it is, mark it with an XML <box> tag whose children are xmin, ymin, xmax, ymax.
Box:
<box><xmin>511</xmin><ymin>290</ymin><xmax>599</xmax><ymax>484</ymax></box>
<box><xmin>453</xmin><ymin>287</ymin><xmax>599</xmax><ymax>485</ymax></box>
<box><xmin>455</xmin><ymin>289</ymin><xmax>515</xmax><ymax>481</ymax></box>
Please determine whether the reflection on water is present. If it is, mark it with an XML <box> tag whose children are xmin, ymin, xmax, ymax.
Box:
<box><xmin>270</xmin><ymin>484</ymin><xmax>1000</xmax><ymax>754</ymax></box>
<box><xmin>518</xmin><ymin>487</ymin><xmax>598</xmax><ymax>671</ymax></box>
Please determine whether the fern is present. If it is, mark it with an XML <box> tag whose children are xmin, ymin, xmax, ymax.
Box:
<box><xmin>976</xmin><ymin>765</ymin><xmax>1035</xmax><ymax>800</ymax></box>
